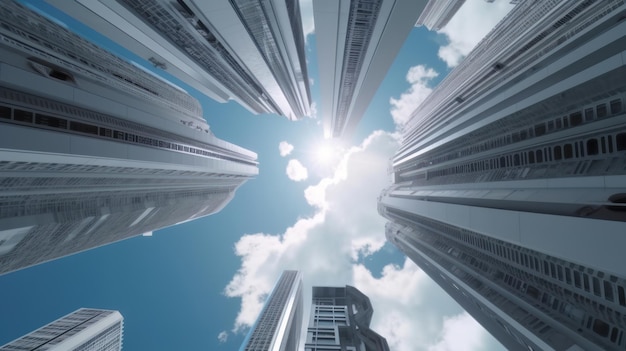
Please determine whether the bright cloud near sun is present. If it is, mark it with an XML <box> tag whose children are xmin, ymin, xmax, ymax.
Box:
<box><xmin>224</xmin><ymin>130</ymin><xmax>501</xmax><ymax>350</ymax></box>
<box><xmin>437</xmin><ymin>1</ymin><xmax>515</xmax><ymax>68</ymax></box>
<box><xmin>278</xmin><ymin>141</ymin><xmax>294</xmax><ymax>157</ymax></box>
<box><xmin>285</xmin><ymin>159</ymin><xmax>308</xmax><ymax>181</ymax></box>
<box><xmin>389</xmin><ymin>65</ymin><xmax>438</xmax><ymax>126</ymax></box>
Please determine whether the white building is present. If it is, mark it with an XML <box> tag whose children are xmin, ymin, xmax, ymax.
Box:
<box><xmin>379</xmin><ymin>0</ymin><xmax>626</xmax><ymax>350</ymax></box>
<box><xmin>0</xmin><ymin>308</ymin><xmax>124</xmax><ymax>351</ymax></box>
<box><xmin>45</xmin><ymin>0</ymin><xmax>312</xmax><ymax>120</ymax></box>
<box><xmin>305</xmin><ymin>285</ymin><xmax>389</xmax><ymax>351</ymax></box>
<box><xmin>415</xmin><ymin>0</ymin><xmax>465</xmax><ymax>31</ymax></box>
<box><xmin>240</xmin><ymin>270</ymin><xmax>303</xmax><ymax>351</ymax></box>
<box><xmin>0</xmin><ymin>1</ymin><xmax>257</xmax><ymax>275</ymax></box>
<box><xmin>313</xmin><ymin>0</ymin><xmax>428</xmax><ymax>138</ymax></box>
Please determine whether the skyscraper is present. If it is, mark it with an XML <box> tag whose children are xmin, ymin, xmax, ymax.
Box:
<box><xmin>313</xmin><ymin>0</ymin><xmax>428</xmax><ymax>138</ymax></box>
<box><xmin>45</xmin><ymin>0</ymin><xmax>312</xmax><ymax>120</ymax></box>
<box><xmin>305</xmin><ymin>285</ymin><xmax>389</xmax><ymax>351</ymax></box>
<box><xmin>415</xmin><ymin>0</ymin><xmax>465</xmax><ymax>31</ymax></box>
<box><xmin>0</xmin><ymin>1</ymin><xmax>258</xmax><ymax>275</ymax></box>
<box><xmin>240</xmin><ymin>270</ymin><xmax>303</xmax><ymax>351</ymax></box>
<box><xmin>0</xmin><ymin>308</ymin><xmax>124</xmax><ymax>351</ymax></box>
<box><xmin>379</xmin><ymin>0</ymin><xmax>626</xmax><ymax>350</ymax></box>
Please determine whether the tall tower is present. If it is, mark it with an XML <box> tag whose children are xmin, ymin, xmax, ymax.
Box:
<box><xmin>415</xmin><ymin>0</ymin><xmax>465</xmax><ymax>31</ymax></box>
<box><xmin>304</xmin><ymin>285</ymin><xmax>389</xmax><ymax>351</ymax></box>
<box><xmin>45</xmin><ymin>0</ymin><xmax>312</xmax><ymax>120</ymax></box>
<box><xmin>240</xmin><ymin>270</ymin><xmax>303</xmax><ymax>351</ymax></box>
<box><xmin>379</xmin><ymin>0</ymin><xmax>626</xmax><ymax>350</ymax></box>
<box><xmin>313</xmin><ymin>0</ymin><xmax>428</xmax><ymax>138</ymax></box>
<box><xmin>0</xmin><ymin>1</ymin><xmax>258</xmax><ymax>275</ymax></box>
<box><xmin>0</xmin><ymin>308</ymin><xmax>124</xmax><ymax>351</ymax></box>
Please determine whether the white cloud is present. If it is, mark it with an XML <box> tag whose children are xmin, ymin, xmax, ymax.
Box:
<box><xmin>299</xmin><ymin>0</ymin><xmax>315</xmax><ymax>40</ymax></box>
<box><xmin>286</xmin><ymin>159</ymin><xmax>309</xmax><ymax>181</ymax></box>
<box><xmin>279</xmin><ymin>141</ymin><xmax>294</xmax><ymax>157</ymax></box>
<box><xmin>437</xmin><ymin>1</ymin><xmax>515</xmax><ymax>68</ymax></box>
<box><xmin>142</xmin><ymin>232</ymin><xmax>153</xmax><ymax>237</ymax></box>
<box><xmin>225</xmin><ymin>131</ymin><xmax>397</xmax><ymax>332</ymax></box>
<box><xmin>389</xmin><ymin>65</ymin><xmax>438</xmax><ymax>126</ymax></box>
<box><xmin>224</xmin><ymin>130</ymin><xmax>504</xmax><ymax>350</ymax></box>
<box><xmin>309</xmin><ymin>101</ymin><xmax>318</xmax><ymax>119</ymax></box>
<box><xmin>428</xmin><ymin>313</ymin><xmax>489</xmax><ymax>351</ymax></box>
<box><xmin>217</xmin><ymin>331</ymin><xmax>228</xmax><ymax>343</ymax></box>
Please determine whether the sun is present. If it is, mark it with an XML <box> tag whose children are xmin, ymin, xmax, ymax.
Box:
<box><xmin>310</xmin><ymin>139</ymin><xmax>345</xmax><ymax>173</ymax></box>
<box><xmin>315</xmin><ymin>143</ymin><xmax>335</xmax><ymax>164</ymax></box>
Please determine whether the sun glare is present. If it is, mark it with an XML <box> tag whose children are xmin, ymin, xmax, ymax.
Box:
<box><xmin>310</xmin><ymin>139</ymin><xmax>345</xmax><ymax>175</ymax></box>
<box><xmin>315</xmin><ymin>143</ymin><xmax>335</xmax><ymax>164</ymax></box>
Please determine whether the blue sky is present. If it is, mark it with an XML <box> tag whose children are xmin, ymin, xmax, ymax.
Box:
<box><xmin>0</xmin><ymin>1</ymin><xmax>516</xmax><ymax>350</ymax></box>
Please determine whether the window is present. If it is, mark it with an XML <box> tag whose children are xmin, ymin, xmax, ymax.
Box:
<box><xmin>13</xmin><ymin>109</ymin><xmax>33</xmax><ymax>123</ymax></box>
<box><xmin>534</xmin><ymin>123</ymin><xmax>546</xmax><ymax>136</ymax></box>
<box><xmin>535</xmin><ymin>150</ymin><xmax>543</xmax><ymax>163</ymax></box>
<box><xmin>574</xmin><ymin>271</ymin><xmax>582</xmax><ymax>288</ymax></box>
<box><xmin>69</xmin><ymin>121</ymin><xmax>98</xmax><ymax>135</ymax></box>
<box><xmin>35</xmin><ymin>114</ymin><xmax>67</xmax><ymax>129</ymax></box>
<box><xmin>597</xmin><ymin>104</ymin><xmax>607</xmax><ymax>118</ymax></box>
<box><xmin>616</xmin><ymin>133</ymin><xmax>626</xmax><ymax>151</ymax></box>
<box><xmin>554</xmin><ymin>146</ymin><xmax>562</xmax><ymax>160</ymax></box>
<box><xmin>592</xmin><ymin>277</ymin><xmax>601</xmax><ymax>296</ymax></box>
<box><xmin>564</xmin><ymin>144</ymin><xmax>573</xmax><ymax>159</ymax></box>
<box><xmin>587</xmin><ymin>139</ymin><xmax>599</xmax><ymax>155</ymax></box>
<box><xmin>0</xmin><ymin>106</ymin><xmax>10</xmax><ymax>119</ymax></box>
<box><xmin>604</xmin><ymin>281</ymin><xmax>614</xmax><ymax>301</ymax></box>
<box><xmin>610</xmin><ymin>99</ymin><xmax>622</xmax><ymax>114</ymax></box>
<box><xmin>592</xmin><ymin>319</ymin><xmax>610</xmax><ymax>337</ymax></box>
<box><xmin>570</xmin><ymin>112</ymin><xmax>582</xmax><ymax>126</ymax></box>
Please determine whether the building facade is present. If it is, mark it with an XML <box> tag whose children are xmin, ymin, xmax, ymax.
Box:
<box><xmin>314</xmin><ymin>0</ymin><xmax>428</xmax><ymax>138</ymax></box>
<box><xmin>0</xmin><ymin>1</ymin><xmax>258</xmax><ymax>275</ymax></box>
<box><xmin>45</xmin><ymin>0</ymin><xmax>312</xmax><ymax>120</ymax></box>
<box><xmin>379</xmin><ymin>0</ymin><xmax>626</xmax><ymax>350</ymax></box>
<box><xmin>0</xmin><ymin>308</ymin><xmax>124</xmax><ymax>351</ymax></box>
<box><xmin>240</xmin><ymin>270</ymin><xmax>303</xmax><ymax>351</ymax></box>
<box><xmin>415</xmin><ymin>0</ymin><xmax>465</xmax><ymax>31</ymax></box>
<box><xmin>305</xmin><ymin>285</ymin><xmax>389</xmax><ymax>351</ymax></box>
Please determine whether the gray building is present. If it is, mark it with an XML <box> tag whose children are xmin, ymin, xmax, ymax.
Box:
<box><xmin>45</xmin><ymin>0</ymin><xmax>312</xmax><ymax>120</ymax></box>
<box><xmin>0</xmin><ymin>1</ymin><xmax>257</xmax><ymax>275</ymax></box>
<box><xmin>379</xmin><ymin>0</ymin><xmax>626</xmax><ymax>350</ymax></box>
<box><xmin>313</xmin><ymin>0</ymin><xmax>428</xmax><ymax>138</ymax></box>
<box><xmin>240</xmin><ymin>270</ymin><xmax>303</xmax><ymax>351</ymax></box>
<box><xmin>0</xmin><ymin>308</ymin><xmax>124</xmax><ymax>351</ymax></box>
<box><xmin>305</xmin><ymin>286</ymin><xmax>389</xmax><ymax>351</ymax></box>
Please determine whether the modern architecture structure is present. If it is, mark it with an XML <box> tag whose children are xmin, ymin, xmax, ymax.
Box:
<box><xmin>379</xmin><ymin>0</ymin><xmax>626</xmax><ymax>350</ymax></box>
<box><xmin>313</xmin><ymin>0</ymin><xmax>428</xmax><ymax>138</ymax></box>
<box><xmin>0</xmin><ymin>308</ymin><xmax>124</xmax><ymax>351</ymax></box>
<box><xmin>240</xmin><ymin>270</ymin><xmax>303</xmax><ymax>351</ymax></box>
<box><xmin>45</xmin><ymin>0</ymin><xmax>312</xmax><ymax>120</ymax></box>
<box><xmin>415</xmin><ymin>0</ymin><xmax>465</xmax><ymax>31</ymax></box>
<box><xmin>0</xmin><ymin>1</ymin><xmax>258</xmax><ymax>275</ymax></box>
<box><xmin>304</xmin><ymin>285</ymin><xmax>389</xmax><ymax>351</ymax></box>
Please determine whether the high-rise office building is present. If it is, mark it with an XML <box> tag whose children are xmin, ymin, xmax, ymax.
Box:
<box><xmin>415</xmin><ymin>0</ymin><xmax>465</xmax><ymax>31</ymax></box>
<box><xmin>313</xmin><ymin>0</ymin><xmax>428</xmax><ymax>138</ymax></box>
<box><xmin>0</xmin><ymin>308</ymin><xmax>124</xmax><ymax>351</ymax></box>
<box><xmin>379</xmin><ymin>0</ymin><xmax>626</xmax><ymax>350</ymax></box>
<box><xmin>45</xmin><ymin>0</ymin><xmax>312</xmax><ymax>120</ymax></box>
<box><xmin>0</xmin><ymin>1</ymin><xmax>258</xmax><ymax>275</ymax></box>
<box><xmin>240</xmin><ymin>270</ymin><xmax>303</xmax><ymax>351</ymax></box>
<box><xmin>304</xmin><ymin>285</ymin><xmax>389</xmax><ymax>351</ymax></box>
